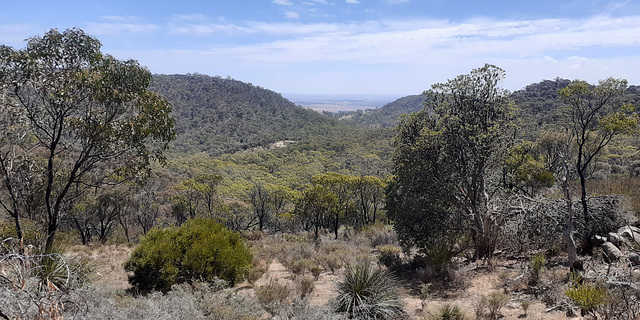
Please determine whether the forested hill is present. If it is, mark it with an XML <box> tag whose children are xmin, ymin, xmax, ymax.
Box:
<box><xmin>149</xmin><ymin>74</ymin><xmax>344</xmax><ymax>156</ymax></box>
<box><xmin>345</xmin><ymin>94</ymin><xmax>425</xmax><ymax>128</ymax></box>
<box><xmin>344</xmin><ymin>79</ymin><xmax>640</xmax><ymax>132</ymax></box>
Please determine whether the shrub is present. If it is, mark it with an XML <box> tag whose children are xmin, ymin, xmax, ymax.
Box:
<box><xmin>298</xmin><ymin>277</ymin><xmax>315</xmax><ymax>299</ymax></box>
<box><xmin>334</xmin><ymin>262</ymin><xmax>406</xmax><ymax>319</ymax></box>
<box><xmin>474</xmin><ymin>295</ymin><xmax>487</xmax><ymax>320</ymax></box>
<box><xmin>430</xmin><ymin>304</ymin><xmax>467</xmax><ymax>320</ymax></box>
<box><xmin>289</xmin><ymin>259</ymin><xmax>315</xmax><ymax>275</ymax></box>
<box><xmin>529</xmin><ymin>253</ymin><xmax>546</xmax><ymax>285</ymax></box>
<box><xmin>245</xmin><ymin>265</ymin><xmax>266</xmax><ymax>284</ymax></box>
<box><xmin>520</xmin><ymin>300</ymin><xmax>530</xmax><ymax>317</ymax></box>
<box><xmin>486</xmin><ymin>291</ymin><xmax>508</xmax><ymax>320</ymax></box>
<box><xmin>255</xmin><ymin>281</ymin><xmax>290</xmax><ymax>314</ymax></box>
<box><xmin>565</xmin><ymin>281</ymin><xmax>608</xmax><ymax>316</ymax></box>
<box><xmin>311</xmin><ymin>266</ymin><xmax>322</xmax><ymax>280</ymax></box>
<box><xmin>377</xmin><ymin>245</ymin><xmax>402</xmax><ymax>270</ymax></box>
<box><xmin>124</xmin><ymin>218</ymin><xmax>252</xmax><ymax>292</ymax></box>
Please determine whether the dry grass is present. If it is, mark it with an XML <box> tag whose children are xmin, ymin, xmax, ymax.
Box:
<box><xmin>588</xmin><ymin>176</ymin><xmax>640</xmax><ymax>216</ymax></box>
<box><xmin>24</xmin><ymin>224</ymin><xmax>635</xmax><ymax>319</ymax></box>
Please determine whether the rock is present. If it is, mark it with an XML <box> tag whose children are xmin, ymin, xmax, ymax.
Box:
<box><xmin>629</xmin><ymin>253</ymin><xmax>640</xmax><ymax>266</ymax></box>
<box><xmin>603</xmin><ymin>242</ymin><xmax>624</xmax><ymax>262</ymax></box>
<box><xmin>607</xmin><ymin>232</ymin><xmax>623</xmax><ymax>248</ymax></box>
<box><xmin>618</xmin><ymin>225</ymin><xmax>640</xmax><ymax>235</ymax></box>
<box><xmin>592</xmin><ymin>235</ymin><xmax>607</xmax><ymax>247</ymax></box>
<box><xmin>618</xmin><ymin>226</ymin><xmax>640</xmax><ymax>248</ymax></box>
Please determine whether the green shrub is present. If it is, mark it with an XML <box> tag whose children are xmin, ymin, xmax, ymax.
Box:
<box><xmin>0</xmin><ymin>220</ymin><xmax>45</xmax><ymax>248</ymax></box>
<box><xmin>298</xmin><ymin>276</ymin><xmax>315</xmax><ymax>299</ymax></box>
<box><xmin>486</xmin><ymin>291</ymin><xmax>508</xmax><ymax>320</ymax></box>
<box><xmin>124</xmin><ymin>218</ymin><xmax>252</xmax><ymax>292</ymax></box>
<box><xmin>529</xmin><ymin>253</ymin><xmax>546</xmax><ymax>285</ymax></box>
<box><xmin>520</xmin><ymin>300</ymin><xmax>530</xmax><ymax>316</ymax></box>
<box><xmin>565</xmin><ymin>281</ymin><xmax>608</xmax><ymax>316</ymax></box>
<box><xmin>376</xmin><ymin>245</ymin><xmax>402</xmax><ymax>269</ymax></box>
<box><xmin>430</xmin><ymin>304</ymin><xmax>467</xmax><ymax>320</ymax></box>
<box><xmin>334</xmin><ymin>262</ymin><xmax>406</xmax><ymax>319</ymax></box>
<box><xmin>311</xmin><ymin>266</ymin><xmax>322</xmax><ymax>280</ymax></box>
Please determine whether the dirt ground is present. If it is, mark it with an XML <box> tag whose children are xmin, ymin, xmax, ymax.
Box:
<box><xmin>74</xmin><ymin>244</ymin><xmax>584</xmax><ymax>319</ymax></box>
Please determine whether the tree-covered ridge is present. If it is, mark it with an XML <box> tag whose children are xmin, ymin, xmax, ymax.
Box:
<box><xmin>345</xmin><ymin>94</ymin><xmax>425</xmax><ymax>128</ymax></box>
<box><xmin>345</xmin><ymin>79</ymin><xmax>640</xmax><ymax>133</ymax></box>
<box><xmin>150</xmin><ymin>74</ymin><xmax>345</xmax><ymax>156</ymax></box>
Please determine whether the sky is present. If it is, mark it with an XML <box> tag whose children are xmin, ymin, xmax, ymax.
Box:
<box><xmin>1</xmin><ymin>0</ymin><xmax>640</xmax><ymax>95</ymax></box>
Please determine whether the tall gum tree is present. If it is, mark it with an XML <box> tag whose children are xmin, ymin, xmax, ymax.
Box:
<box><xmin>0</xmin><ymin>28</ymin><xmax>175</xmax><ymax>253</ymax></box>
<box><xmin>559</xmin><ymin>78</ymin><xmax>639</xmax><ymax>252</ymax></box>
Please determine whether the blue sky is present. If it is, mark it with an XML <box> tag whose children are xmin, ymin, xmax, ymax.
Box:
<box><xmin>1</xmin><ymin>0</ymin><xmax>640</xmax><ymax>94</ymax></box>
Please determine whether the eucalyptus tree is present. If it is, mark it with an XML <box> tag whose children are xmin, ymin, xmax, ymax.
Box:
<box><xmin>387</xmin><ymin>64</ymin><xmax>516</xmax><ymax>259</ymax></box>
<box><xmin>561</xmin><ymin>79</ymin><xmax>635</xmax><ymax>220</ymax></box>
<box><xmin>0</xmin><ymin>28</ymin><xmax>174</xmax><ymax>252</ymax></box>
<box><xmin>559</xmin><ymin>78</ymin><xmax>638</xmax><ymax>250</ymax></box>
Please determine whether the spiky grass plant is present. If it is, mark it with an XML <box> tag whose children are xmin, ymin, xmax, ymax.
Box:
<box><xmin>334</xmin><ymin>262</ymin><xmax>406</xmax><ymax>320</ymax></box>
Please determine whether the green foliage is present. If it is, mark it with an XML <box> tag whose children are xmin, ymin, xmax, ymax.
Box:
<box><xmin>565</xmin><ymin>280</ymin><xmax>609</xmax><ymax>316</ymax></box>
<box><xmin>124</xmin><ymin>218</ymin><xmax>252</xmax><ymax>292</ymax></box>
<box><xmin>311</xmin><ymin>266</ymin><xmax>323</xmax><ymax>280</ymax></box>
<box><xmin>150</xmin><ymin>74</ymin><xmax>372</xmax><ymax>157</ymax></box>
<box><xmin>348</xmin><ymin>94</ymin><xmax>426</xmax><ymax>128</ymax></box>
<box><xmin>520</xmin><ymin>300</ymin><xmax>530</xmax><ymax>316</ymax></box>
<box><xmin>486</xmin><ymin>291</ymin><xmax>509</xmax><ymax>320</ymax></box>
<box><xmin>388</xmin><ymin>64</ymin><xmax>515</xmax><ymax>260</ymax></box>
<box><xmin>529</xmin><ymin>253</ymin><xmax>547</xmax><ymax>284</ymax></box>
<box><xmin>0</xmin><ymin>28</ymin><xmax>175</xmax><ymax>253</ymax></box>
<box><xmin>334</xmin><ymin>262</ymin><xmax>406</xmax><ymax>319</ymax></box>
<box><xmin>254</xmin><ymin>281</ymin><xmax>290</xmax><ymax>314</ymax></box>
<box><xmin>430</xmin><ymin>304</ymin><xmax>467</xmax><ymax>320</ymax></box>
<box><xmin>376</xmin><ymin>245</ymin><xmax>402</xmax><ymax>269</ymax></box>
<box><xmin>559</xmin><ymin>77</ymin><xmax>639</xmax><ymax>242</ymax></box>
<box><xmin>503</xmin><ymin>141</ymin><xmax>555</xmax><ymax>195</ymax></box>
<box><xmin>297</xmin><ymin>276</ymin><xmax>316</xmax><ymax>299</ymax></box>
<box><xmin>0</xmin><ymin>220</ymin><xmax>44</xmax><ymax>247</ymax></box>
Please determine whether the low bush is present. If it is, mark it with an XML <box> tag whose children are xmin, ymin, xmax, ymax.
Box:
<box><xmin>297</xmin><ymin>277</ymin><xmax>315</xmax><ymax>299</ymax></box>
<box><xmin>486</xmin><ymin>291</ymin><xmax>508</xmax><ymax>320</ymax></box>
<box><xmin>565</xmin><ymin>280</ymin><xmax>609</xmax><ymax>316</ymax></box>
<box><xmin>377</xmin><ymin>245</ymin><xmax>402</xmax><ymax>270</ymax></box>
<box><xmin>430</xmin><ymin>304</ymin><xmax>467</xmax><ymax>320</ymax></box>
<box><xmin>334</xmin><ymin>262</ymin><xmax>406</xmax><ymax>319</ymax></box>
<box><xmin>255</xmin><ymin>281</ymin><xmax>290</xmax><ymax>314</ymax></box>
<box><xmin>124</xmin><ymin>218</ymin><xmax>252</xmax><ymax>292</ymax></box>
<box><xmin>529</xmin><ymin>253</ymin><xmax>546</xmax><ymax>285</ymax></box>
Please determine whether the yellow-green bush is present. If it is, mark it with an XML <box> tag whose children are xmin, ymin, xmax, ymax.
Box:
<box><xmin>124</xmin><ymin>218</ymin><xmax>252</xmax><ymax>292</ymax></box>
<box><xmin>565</xmin><ymin>280</ymin><xmax>608</xmax><ymax>316</ymax></box>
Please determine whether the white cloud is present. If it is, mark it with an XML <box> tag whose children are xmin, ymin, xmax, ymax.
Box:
<box><xmin>84</xmin><ymin>23</ymin><xmax>159</xmax><ymax>35</ymax></box>
<box><xmin>272</xmin><ymin>0</ymin><xmax>294</xmax><ymax>5</ymax></box>
<box><xmin>114</xmin><ymin>14</ymin><xmax>640</xmax><ymax>93</ymax></box>
<box><xmin>172</xmin><ymin>14</ymin><xmax>207</xmax><ymax>21</ymax></box>
<box><xmin>285</xmin><ymin>12</ymin><xmax>301</xmax><ymax>19</ymax></box>
<box><xmin>346</xmin><ymin>0</ymin><xmax>360</xmax><ymax>3</ymax></box>
<box><xmin>387</xmin><ymin>0</ymin><xmax>409</xmax><ymax>4</ymax></box>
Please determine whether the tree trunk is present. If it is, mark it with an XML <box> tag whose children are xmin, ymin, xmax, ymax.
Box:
<box><xmin>563</xmin><ymin>142</ymin><xmax>580</xmax><ymax>269</ymax></box>
<box><xmin>334</xmin><ymin>211</ymin><xmax>339</xmax><ymax>240</ymax></box>
<box><xmin>577</xmin><ymin>169</ymin><xmax>593</xmax><ymax>254</ymax></box>
<box><xmin>563</xmin><ymin>184</ymin><xmax>579</xmax><ymax>269</ymax></box>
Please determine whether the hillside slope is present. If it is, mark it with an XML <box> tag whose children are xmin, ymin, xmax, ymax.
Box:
<box><xmin>346</xmin><ymin>94</ymin><xmax>425</xmax><ymax>128</ymax></box>
<box><xmin>150</xmin><ymin>74</ymin><xmax>341</xmax><ymax>156</ymax></box>
<box><xmin>346</xmin><ymin>79</ymin><xmax>640</xmax><ymax>133</ymax></box>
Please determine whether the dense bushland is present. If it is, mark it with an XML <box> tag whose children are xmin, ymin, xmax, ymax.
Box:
<box><xmin>124</xmin><ymin>218</ymin><xmax>252</xmax><ymax>291</ymax></box>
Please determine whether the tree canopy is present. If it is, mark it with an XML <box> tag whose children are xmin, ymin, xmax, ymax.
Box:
<box><xmin>387</xmin><ymin>64</ymin><xmax>516</xmax><ymax>259</ymax></box>
<box><xmin>0</xmin><ymin>28</ymin><xmax>175</xmax><ymax>252</ymax></box>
